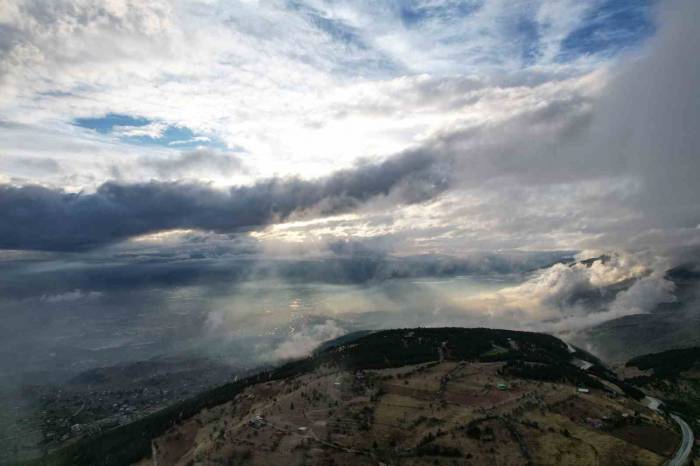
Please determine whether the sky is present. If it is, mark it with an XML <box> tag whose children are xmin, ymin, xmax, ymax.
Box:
<box><xmin>1</xmin><ymin>0</ymin><xmax>699</xmax><ymax>373</ymax></box>
<box><xmin>1</xmin><ymin>0</ymin><xmax>697</xmax><ymax>256</ymax></box>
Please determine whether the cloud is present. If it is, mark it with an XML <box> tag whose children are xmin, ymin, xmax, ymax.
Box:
<box><xmin>0</xmin><ymin>240</ymin><xmax>569</xmax><ymax>302</ymax></box>
<box><xmin>270</xmin><ymin>0</ymin><xmax>700</xmax><ymax>257</ymax></box>
<box><xmin>1</xmin><ymin>156</ymin><xmax>61</xmax><ymax>177</ymax></box>
<box><xmin>40</xmin><ymin>289</ymin><xmax>101</xmax><ymax>303</ymax></box>
<box><xmin>141</xmin><ymin>149</ymin><xmax>246</xmax><ymax>179</ymax></box>
<box><xmin>0</xmin><ymin>148</ymin><xmax>447</xmax><ymax>251</ymax></box>
<box><xmin>419</xmin><ymin>251</ymin><xmax>678</xmax><ymax>334</ymax></box>
<box><xmin>168</xmin><ymin>136</ymin><xmax>211</xmax><ymax>146</ymax></box>
<box><xmin>0</xmin><ymin>0</ymin><xmax>657</xmax><ymax>188</ymax></box>
<box><xmin>271</xmin><ymin>320</ymin><xmax>345</xmax><ymax>360</ymax></box>
<box><xmin>3</xmin><ymin>0</ymin><xmax>695</xmax><ymax>258</ymax></box>
<box><xmin>112</xmin><ymin>121</ymin><xmax>168</xmax><ymax>139</ymax></box>
<box><xmin>541</xmin><ymin>273</ymin><xmax>677</xmax><ymax>333</ymax></box>
<box><xmin>608</xmin><ymin>273</ymin><xmax>675</xmax><ymax>315</ymax></box>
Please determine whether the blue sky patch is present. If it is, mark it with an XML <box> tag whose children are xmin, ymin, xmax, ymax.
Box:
<box><xmin>74</xmin><ymin>113</ymin><xmax>224</xmax><ymax>149</ymax></box>
<box><xmin>286</xmin><ymin>1</ymin><xmax>402</xmax><ymax>77</ymax></box>
<box><xmin>74</xmin><ymin>113</ymin><xmax>149</xmax><ymax>134</ymax></box>
<box><xmin>513</xmin><ymin>14</ymin><xmax>541</xmax><ymax>66</ymax></box>
<box><xmin>398</xmin><ymin>0</ymin><xmax>483</xmax><ymax>27</ymax></box>
<box><xmin>558</xmin><ymin>0</ymin><xmax>655</xmax><ymax>61</ymax></box>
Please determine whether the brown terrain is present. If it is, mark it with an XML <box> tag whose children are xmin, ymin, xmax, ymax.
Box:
<box><xmin>142</xmin><ymin>361</ymin><xmax>679</xmax><ymax>466</ymax></box>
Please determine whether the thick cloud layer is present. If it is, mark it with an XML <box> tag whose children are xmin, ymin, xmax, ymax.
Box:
<box><xmin>0</xmin><ymin>149</ymin><xmax>447</xmax><ymax>251</ymax></box>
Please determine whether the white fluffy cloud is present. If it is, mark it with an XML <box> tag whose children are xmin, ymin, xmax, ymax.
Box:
<box><xmin>0</xmin><ymin>0</ymin><xmax>645</xmax><ymax>184</ymax></box>
<box><xmin>271</xmin><ymin>320</ymin><xmax>346</xmax><ymax>360</ymax></box>
<box><xmin>427</xmin><ymin>252</ymin><xmax>677</xmax><ymax>334</ymax></box>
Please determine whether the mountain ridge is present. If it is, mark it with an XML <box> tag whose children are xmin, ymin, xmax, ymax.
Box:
<box><xmin>15</xmin><ymin>327</ymin><xmax>679</xmax><ymax>466</ymax></box>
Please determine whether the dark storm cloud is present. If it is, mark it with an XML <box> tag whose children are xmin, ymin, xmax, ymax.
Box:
<box><xmin>0</xmin><ymin>247</ymin><xmax>570</xmax><ymax>301</ymax></box>
<box><xmin>0</xmin><ymin>149</ymin><xmax>449</xmax><ymax>251</ymax></box>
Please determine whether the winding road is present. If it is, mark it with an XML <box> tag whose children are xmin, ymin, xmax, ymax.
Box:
<box><xmin>645</xmin><ymin>396</ymin><xmax>694</xmax><ymax>466</ymax></box>
<box><xmin>667</xmin><ymin>413</ymin><xmax>694</xmax><ymax>466</ymax></box>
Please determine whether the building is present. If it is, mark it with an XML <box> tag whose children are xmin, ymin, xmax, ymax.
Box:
<box><xmin>249</xmin><ymin>415</ymin><xmax>266</xmax><ymax>429</ymax></box>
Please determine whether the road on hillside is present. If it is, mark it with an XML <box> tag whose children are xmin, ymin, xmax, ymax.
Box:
<box><xmin>667</xmin><ymin>413</ymin><xmax>694</xmax><ymax>466</ymax></box>
<box><xmin>645</xmin><ymin>396</ymin><xmax>694</xmax><ymax>466</ymax></box>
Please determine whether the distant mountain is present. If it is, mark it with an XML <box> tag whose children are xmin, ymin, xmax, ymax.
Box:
<box><xmin>572</xmin><ymin>254</ymin><xmax>612</xmax><ymax>268</ymax></box>
<box><xmin>574</xmin><ymin>263</ymin><xmax>700</xmax><ymax>362</ymax></box>
<box><xmin>20</xmin><ymin>327</ymin><xmax>681</xmax><ymax>466</ymax></box>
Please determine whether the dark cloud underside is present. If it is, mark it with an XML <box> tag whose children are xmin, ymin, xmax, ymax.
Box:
<box><xmin>0</xmin><ymin>150</ymin><xmax>448</xmax><ymax>251</ymax></box>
